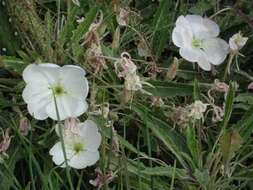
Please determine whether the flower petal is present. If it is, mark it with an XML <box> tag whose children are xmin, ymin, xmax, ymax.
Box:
<box><xmin>46</xmin><ymin>96</ymin><xmax>88</xmax><ymax>120</ymax></box>
<box><xmin>49</xmin><ymin>142</ymin><xmax>65</xmax><ymax>167</ymax></box>
<box><xmin>197</xmin><ymin>56</ymin><xmax>211</xmax><ymax>71</ymax></box>
<box><xmin>203</xmin><ymin>38</ymin><xmax>229</xmax><ymax>65</ymax></box>
<box><xmin>22</xmin><ymin>84</ymin><xmax>51</xmax><ymax>120</ymax></box>
<box><xmin>49</xmin><ymin>142</ymin><xmax>75</xmax><ymax>168</ymax></box>
<box><xmin>23</xmin><ymin>63</ymin><xmax>59</xmax><ymax>84</ymax></box>
<box><xmin>185</xmin><ymin>15</ymin><xmax>219</xmax><ymax>39</ymax></box>
<box><xmin>179</xmin><ymin>48</ymin><xmax>203</xmax><ymax>63</ymax></box>
<box><xmin>172</xmin><ymin>16</ymin><xmax>193</xmax><ymax>48</ymax></box>
<box><xmin>79</xmin><ymin>120</ymin><xmax>101</xmax><ymax>150</ymax></box>
<box><xmin>69</xmin><ymin>150</ymin><xmax>99</xmax><ymax>169</ymax></box>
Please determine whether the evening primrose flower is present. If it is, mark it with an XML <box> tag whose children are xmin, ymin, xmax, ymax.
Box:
<box><xmin>172</xmin><ymin>15</ymin><xmax>229</xmax><ymax>71</ymax></box>
<box><xmin>22</xmin><ymin>63</ymin><xmax>89</xmax><ymax>120</ymax></box>
<box><xmin>229</xmin><ymin>32</ymin><xmax>248</xmax><ymax>52</ymax></box>
<box><xmin>50</xmin><ymin>120</ymin><xmax>101</xmax><ymax>169</ymax></box>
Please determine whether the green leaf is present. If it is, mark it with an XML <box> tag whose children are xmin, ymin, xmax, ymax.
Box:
<box><xmin>151</xmin><ymin>0</ymin><xmax>173</xmax><ymax>57</ymax></box>
<box><xmin>194</xmin><ymin>169</ymin><xmax>210</xmax><ymax>188</ymax></box>
<box><xmin>140</xmin><ymin>166</ymin><xmax>187</xmax><ymax>179</ymax></box>
<box><xmin>220</xmin><ymin>82</ymin><xmax>236</xmax><ymax>129</ymax></box>
<box><xmin>236</xmin><ymin>105</ymin><xmax>253</xmax><ymax>141</ymax></box>
<box><xmin>186</xmin><ymin>125</ymin><xmax>199</xmax><ymax>167</ymax></box>
<box><xmin>220</xmin><ymin>130</ymin><xmax>242</xmax><ymax>166</ymax></box>
<box><xmin>132</xmin><ymin>103</ymin><xmax>189</xmax><ymax>168</ymax></box>
<box><xmin>145</xmin><ymin>80</ymin><xmax>193</xmax><ymax>97</ymax></box>
<box><xmin>193</xmin><ymin>79</ymin><xmax>201</xmax><ymax>101</ymax></box>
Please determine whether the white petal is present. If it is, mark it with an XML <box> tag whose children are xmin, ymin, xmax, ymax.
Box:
<box><xmin>203</xmin><ymin>38</ymin><xmax>229</xmax><ymax>65</ymax></box>
<box><xmin>60</xmin><ymin>65</ymin><xmax>86</xmax><ymax>82</ymax></box>
<box><xmin>49</xmin><ymin>142</ymin><xmax>75</xmax><ymax>168</ymax></box>
<box><xmin>185</xmin><ymin>15</ymin><xmax>219</xmax><ymax>39</ymax></box>
<box><xmin>23</xmin><ymin>63</ymin><xmax>59</xmax><ymax>84</ymax></box>
<box><xmin>197</xmin><ymin>56</ymin><xmax>211</xmax><ymax>71</ymax></box>
<box><xmin>69</xmin><ymin>150</ymin><xmax>99</xmax><ymax>169</ymax></box>
<box><xmin>46</xmin><ymin>96</ymin><xmax>88</xmax><ymax>120</ymax></box>
<box><xmin>22</xmin><ymin>84</ymin><xmax>51</xmax><ymax>120</ymax></box>
<box><xmin>172</xmin><ymin>16</ymin><xmax>193</xmax><ymax>48</ymax></box>
<box><xmin>49</xmin><ymin>142</ymin><xmax>65</xmax><ymax>167</ymax></box>
<box><xmin>79</xmin><ymin>120</ymin><xmax>101</xmax><ymax>150</ymax></box>
<box><xmin>64</xmin><ymin>78</ymin><xmax>89</xmax><ymax>99</ymax></box>
<box><xmin>179</xmin><ymin>48</ymin><xmax>203</xmax><ymax>63</ymax></box>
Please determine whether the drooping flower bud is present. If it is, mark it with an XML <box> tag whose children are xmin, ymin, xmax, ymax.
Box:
<box><xmin>19</xmin><ymin>117</ymin><xmax>31</xmax><ymax>136</ymax></box>
<box><xmin>213</xmin><ymin>79</ymin><xmax>229</xmax><ymax>93</ymax></box>
<box><xmin>229</xmin><ymin>32</ymin><xmax>248</xmax><ymax>52</ymax></box>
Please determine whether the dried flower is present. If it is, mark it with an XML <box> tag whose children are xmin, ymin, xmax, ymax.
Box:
<box><xmin>87</xmin><ymin>44</ymin><xmax>107</xmax><ymax>73</ymax></box>
<box><xmin>116</xmin><ymin>8</ymin><xmax>129</xmax><ymax>26</ymax></box>
<box><xmin>114</xmin><ymin>52</ymin><xmax>137</xmax><ymax>78</ymax></box>
<box><xmin>0</xmin><ymin>128</ymin><xmax>12</xmax><ymax>154</ymax></box>
<box><xmin>151</xmin><ymin>97</ymin><xmax>164</xmax><ymax>107</ymax></box>
<box><xmin>187</xmin><ymin>100</ymin><xmax>208</xmax><ymax>120</ymax></box>
<box><xmin>213</xmin><ymin>79</ymin><xmax>229</xmax><ymax>93</ymax></box>
<box><xmin>89</xmin><ymin>168</ymin><xmax>115</xmax><ymax>189</ymax></box>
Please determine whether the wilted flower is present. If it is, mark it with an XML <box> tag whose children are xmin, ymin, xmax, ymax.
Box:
<box><xmin>187</xmin><ymin>100</ymin><xmax>208</xmax><ymax>120</ymax></box>
<box><xmin>0</xmin><ymin>128</ymin><xmax>12</xmax><ymax>154</ymax></box>
<box><xmin>114</xmin><ymin>52</ymin><xmax>137</xmax><ymax>78</ymax></box>
<box><xmin>22</xmin><ymin>64</ymin><xmax>89</xmax><ymax>120</ymax></box>
<box><xmin>50</xmin><ymin>120</ymin><xmax>101</xmax><ymax>169</ymax></box>
<box><xmin>19</xmin><ymin>117</ymin><xmax>31</xmax><ymax>136</ymax></box>
<box><xmin>116</xmin><ymin>8</ymin><xmax>129</xmax><ymax>26</ymax></box>
<box><xmin>229</xmin><ymin>32</ymin><xmax>248</xmax><ymax>52</ymax></box>
<box><xmin>87</xmin><ymin>44</ymin><xmax>107</xmax><ymax>73</ymax></box>
<box><xmin>89</xmin><ymin>168</ymin><xmax>115</xmax><ymax>189</ymax></box>
<box><xmin>211</xmin><ymin>105</ymin><xmax>224</xmax><ymax>122</ymax></box>
<box><xmin>124</xmin><ymin>74</ymin><xmax>142</xmax><ymax>91</ymax></box>
<box><xmin>213</xmin><ymin>79</ymin><xmax>229</xmax><ymax>93</ymax></box>
<box><xmin>89</xmin><ymin>103</ymin><xmax>110</xmax><ymax>119</ymax></box>
<box><xmin>151</xmin><ymin>97</ymin><xmax>164</xmax><ymax>107</ymax></box>
<box><xmin>137</xmin><ymin>41</ymin><xmax>150</xmax><ymax>58</ymax></box>
<box><xmin>172</xmin><ymin>15</ymin><xmax>229</xmax><ymax>71</ymax></box>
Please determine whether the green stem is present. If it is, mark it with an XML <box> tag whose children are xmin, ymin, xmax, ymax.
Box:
<box><xmin>53</xmin><ymin>94</ymin><xmax>74</xmax><ymax>190</ymax></box>
<box><xmin>223</xmin><ymin>53</ymin><xmax>235</xmax><ymax>81</ymax></box>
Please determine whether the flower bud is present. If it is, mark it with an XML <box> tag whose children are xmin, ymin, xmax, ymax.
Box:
<box><xmin>229</xmin><ymin>32</ymin><xmax>248</xmax><ymax>52</ymax></box>
<box><xmin>19</xmin><ymin>117</ymin><xmax>31</xmax><ymax>136</ymax></box>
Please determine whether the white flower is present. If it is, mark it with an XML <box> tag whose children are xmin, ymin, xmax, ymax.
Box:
<box><xmin>172</xmin><ymin>15</ymin><xmax>229</xmax><ymax>71</ymax></box>
<box><xmin>187</xmin><ymin>100</ymin><xmax>208</xmax><ymax>120</ymax></box>
<box><xmin>22</xmin><ymin>63</ymin><xmax>89</xmax><ymax>120</ymax></box>
<box><xmin>50</xmin><ymin>120</ymin><xmax>101</xmax><ymax>169</ymax></box>
<box><xmin>229</xmin><ymin>32</ymin><xmax>248</xmax><ymax>52</ymax></box>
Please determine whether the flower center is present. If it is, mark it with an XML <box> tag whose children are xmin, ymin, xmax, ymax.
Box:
<box><xmin>73</xmin><ymin>143</ymin><xmax>84</xmax><ymax>154</ymax></box>
<box><xmin>52</xmin><ymin>84</ymin><xmax>66</xmax><ymax>96</ymax></box>
<box><xmin>192</xmin><ymin>37</ymin><xmax>202</xmax><ymax>48</ymax></box>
